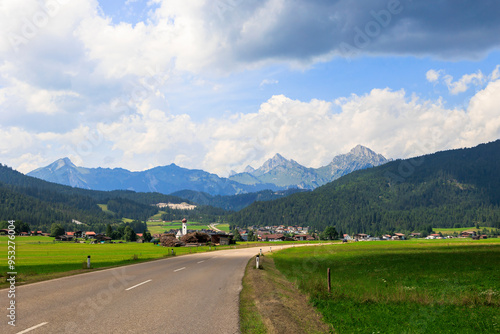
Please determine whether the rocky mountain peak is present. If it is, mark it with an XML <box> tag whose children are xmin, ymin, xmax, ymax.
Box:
<box><xmin>258</xmin><ymin>153</ymin><xmax>293</xmax><ymax>173</ymax></box>
<box><xmin>349</xmin><ymin>145</ymin><xmax>375</xmax><ymax>157</ymax></box>
<box><xmin>244</xmin><ymin>165</ymin><xmax>256</xmax><ymax>174</ymax></box>
<box><xmin>47</xmin><ymin>157</ymin><xmax>76</xmax><ymax>171</ymax></box>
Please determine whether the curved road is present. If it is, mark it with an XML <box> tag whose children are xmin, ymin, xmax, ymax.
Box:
<box><xmin>1</xmin><ymin>246</ymin><xmax>279</xmax><ymax>334</ymax></box>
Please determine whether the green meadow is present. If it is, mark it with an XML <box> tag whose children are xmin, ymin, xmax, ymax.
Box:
<box><xmin>272</xmin><ymin>239</ymin><xmax>500</xmax><ymax>333</ymax></box>
<box><xmin>434</xmin><ymin>226</ymin><xmax>498</xmax><ymax>235</ymax></box>
<box><xmin>0</xmin><ymin>235</ymin><xmax>233</xmax><ymax>288</ymax></box>
<box><xmin>146</xmin><ymin>220</ymin><xmax>211</xmax><ymax>234</ymax></box>
<box><xmin>215</xmin><ymin>223</ymin><xmax>231</xmax><ymax>232</ymax></box>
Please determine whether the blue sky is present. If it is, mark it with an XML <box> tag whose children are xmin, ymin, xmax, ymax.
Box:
<box><xmin>1</xmin><ymin>0</ymin><xmax>500</xmax><ymax>176</ymax></box>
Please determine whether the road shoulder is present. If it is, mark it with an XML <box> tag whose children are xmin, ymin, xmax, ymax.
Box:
<box><xmin>239</xmin><ymin>254</ymin><xmax>332</xmax><ymax>334</ymax></box>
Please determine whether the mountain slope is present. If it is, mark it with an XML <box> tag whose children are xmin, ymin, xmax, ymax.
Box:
<box><xmin>0</xmin><ymin>164</ymin><xmax>191</xmax><ymax>230</ymax></box>
<box><xmin>229</xmin><ymin>140</ymin><xmax>500</xmax><ymax>234</ymax></box>
<box><xmin>316</xmin><ymin>145</ymin><xmax>390</xmax><ymax>180</ymax></box>
<box><xmin>171</xmin><ymin>188</ymin><xmax>310</xmax><ymax>212</ymax></box>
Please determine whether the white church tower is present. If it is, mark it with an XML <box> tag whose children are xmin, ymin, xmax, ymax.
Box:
<box><xmin>182</xmin><ymin>218</ymin><xmax>187</xmax><ymax>235</ymax></box>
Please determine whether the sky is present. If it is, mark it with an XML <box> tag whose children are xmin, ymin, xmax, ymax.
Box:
<box><xmin>1</xmin><ymin>0</ymin><xmax>500</xmax><ymax>177</ymax></box>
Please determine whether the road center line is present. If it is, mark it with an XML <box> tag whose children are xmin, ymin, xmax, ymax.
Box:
<box><xmin>197</xmin><ymin>260</ymin><xmax>205</xmax><ymax>264</ymax></box>
<box><xmin>125</xmin><ymin>279</ymin><xmax>152</xmax><ymax>291</ymax></box>
<box><xmin>16</xmin><ymin>322</ymin><xmax>48</xmax><ymax>334</ymax></box>
<box><xmin>174</xmin><ymin>267</ymin><xmax>186</xmax><ymax>272</ymax></box>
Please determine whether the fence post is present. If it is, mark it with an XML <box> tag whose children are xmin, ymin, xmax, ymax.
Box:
<box><xmin>327</xmin><ymin>268</ymin><xmax>331</xmax><ymax>293</ymax></box>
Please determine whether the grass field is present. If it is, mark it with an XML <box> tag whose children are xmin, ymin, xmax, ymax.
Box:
<box><xmin>0</xmin><ymin>236</ymin><xmax>291</xmax><ymax>288</ymax></box>
<box><xmin>97</xmin><ymin>204</ymin><xmax>114</xmax><ymax>215</ymax></box>
<box><xmin>0</xmin><ymin>235</ymin><xmax>247</xmax><ymax>288</ymax></box>
<box><xmin>272</xmin><ymin>239</ymin><xmax>500</xmax><ymax>333</ymax></box>
<box><xmin>215</xmin><ymin>223</ymin><xmax>231</xmax><ymax>232</ymax></box>
<box><xmin>434</xmin><ymin>226</ymin><xmax>498</xmax><ymax>235</ymax></box>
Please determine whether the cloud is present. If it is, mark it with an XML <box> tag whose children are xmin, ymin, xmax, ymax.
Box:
<box><xmin>4</xmin><ymin>76</ymin><xmax>500</xmax><ymax>175</ymax></box>
<box><xmin>426</xmin><ymin>69</ymin><xmax>441</xmax><ymax>83</ymax></box>
<box><xmin>200</xmin><ymin>79</ymin><xmax>500</xmax><ymax>175</ymax></box>
<box><xmin>1</xmin><ymin>0</ymin><xmax>499</xmax><ymax>177</ymax></box>
<box><xmin>443</xmin><ymin>71</ymin><xmax>486</xmax><ymax>95</ymax></box>
<box><xmin>426</xmin><ymin>67</ymin><xmax>500</xmax><ymax>95</ymax></box>
<box><xmin>259</xmin><ymin>79</ymin><xmax>279</xmax><ymax>87</ymax></box>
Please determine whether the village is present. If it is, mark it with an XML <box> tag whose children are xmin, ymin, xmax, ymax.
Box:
<box><xmin>1</xmin><ymin>222</ymin><xmax>491</xmax><ymax>244</ymax></box>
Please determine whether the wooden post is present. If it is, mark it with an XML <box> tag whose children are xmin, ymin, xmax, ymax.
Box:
<box><xmin>87</xmin><ymin>255</ymin><xmax>91</xmax><ymax>269</ymax></box>
<box><xmin>327</xmin><ymin>268</ymin><xmax>331</xmax><ymax>293</ymax></box>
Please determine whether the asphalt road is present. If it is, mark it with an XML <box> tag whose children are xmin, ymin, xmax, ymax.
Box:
<box><xmin>1</xmin><ymin>246</ymin><xmax>278</xmax><ymax>334</ymax></box>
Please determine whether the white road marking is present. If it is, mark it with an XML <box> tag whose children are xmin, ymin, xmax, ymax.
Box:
<box><xmin>125</xmin><ymin>279</ymin><xmax>152</xmax><ymax>291</ymax></box>
<box><xmin>174</xmin><ymin>267</ymin><xmax>186</xmax><ymax>272</ymax></box>
<box><xmin>16</xmin><ymin>322</ymin><xmax>48</xmax><ymax>334</ymax></box>
<box><xmin>197</xmin><ymin>260</ymin><xmax>205</xmax><ymax>263</ymax></box>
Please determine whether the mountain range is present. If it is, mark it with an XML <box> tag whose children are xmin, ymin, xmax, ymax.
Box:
<box><xmin>27</xmin><ymin>145</ymin><xmax>390</xmax><ymax>196</ymax></box>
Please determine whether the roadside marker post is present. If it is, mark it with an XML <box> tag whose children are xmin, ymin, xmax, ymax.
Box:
<box><xmin>327</xmin><ymin>268</ymin><xmax>331</xmax><ymax>293</ymax></box>
<box><xmin>260</xmin><ymin>249</ymin><xmax>262</xmax><ymax>256</ymax></box>
<box><xmin>256</xmin><ymin>255</ymin><xmax>260</xmax><ymax>269</ymax></box>
<box><xmin>87</xmin><ymin>255</ymin><xmax>91</xmax><ymax>269</ymax></box>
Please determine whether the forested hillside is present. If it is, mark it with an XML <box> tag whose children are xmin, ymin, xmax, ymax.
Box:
<box><xmin>229</xmin><ymin>140</ymin><xmax>500</xmax><ymax>235</ymax></box>
<box><xmin>171</xmin><ymin>188</ymin><xmax>309</xmax><ymax>211</ymax></box>
<box><xmin>0</xmin><ymin>164</ymin><xmax>189</xmax><ymax>232</ymax></box>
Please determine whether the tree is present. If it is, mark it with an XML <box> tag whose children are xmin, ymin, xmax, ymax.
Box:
<box><xmin>124</xmin><ymin>226</ymin><xmax>137</xmax><ymax>242</ymax></box>
<box><xmin>322</xmin><ymin>226</ymin><xmax>339</xmax><ymax>240</ymax></box>
<box><xmin>232</xmin><ymin>229</ymin><xmax>242</xmax><ymax>241</ymax></box>
<box><xmin>143</xmin><ymin>230</ymin><xmax>152</xmax><ymax>242</ymax></box>
<box><xmin>50</xmin><ymin>223</ymin><xmax>65</xmax><ymax>237</ymax></box>
<box><xmin>106</xmin><ymin>224</ymin><xmax>113</xmax><ymax>238</ymax></box>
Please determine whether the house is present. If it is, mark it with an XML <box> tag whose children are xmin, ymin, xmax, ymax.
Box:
<box><xmin>264</xmin><ymin>234</ymin><xmax>286</xmax><ymax>241</ymax></box>
<box><xmin>461</xmin><ymin>231</ymin><xmax>476</xmax><ymax>237</ymax></box>
<box><xmin>95</xmin><ymin>234</ymin><xmax>112</xmax><ymax>242</ymax></box>
<box><xmin>393</xmin><ymin>233</ymin><xmax>405</xmax><ymax>240</ymax></box>
<box><xmin>294</xmin><ymin>235</ymin><xmax>315</xmax><ymax>241</ymax></box>
<box><xmin>480</xmin><ymin>235</ymin><xmax>488</xmax><ymax>239</ymax></box>
<box><xmin>20</xmin><ymin>232</ymin><xmax>29</xmax><ymax>236</ymax></box>
<box><xmin>410</xmin><ymin>233</ymin><xmax>421</xmax><ymax>238</ymax></box>
<box><xmin>354</xmin><ymin>233</ymin><xmax>369</xmax><ymax>240</ymax></box>
<box><xmin>84</xmin><ymin>231</ymin><xmax>96</xmax><ymax>239</ymax></box>
<box><xmin>73</xmin><ymin>231</ymin><xmax>83</xmax><ymax>238</ymax></box>
<box><xmin>0</xmin><ymin>229</ymin><xmax>9</xmax><ymax>235</ymax></box>
<box><xmin>55</xmin><ymin>235</ymin><xmax>73</xmax><ymax>241</ymax></box>
<box><xmin>210</xmin><ymin>234</ymin><xmax>232</xmax><ymax>245</ymax></box>
<box><xmin>66</xmin><ymin>232</ymin><xmax>75</xmax><ymax>237</ymax></box>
